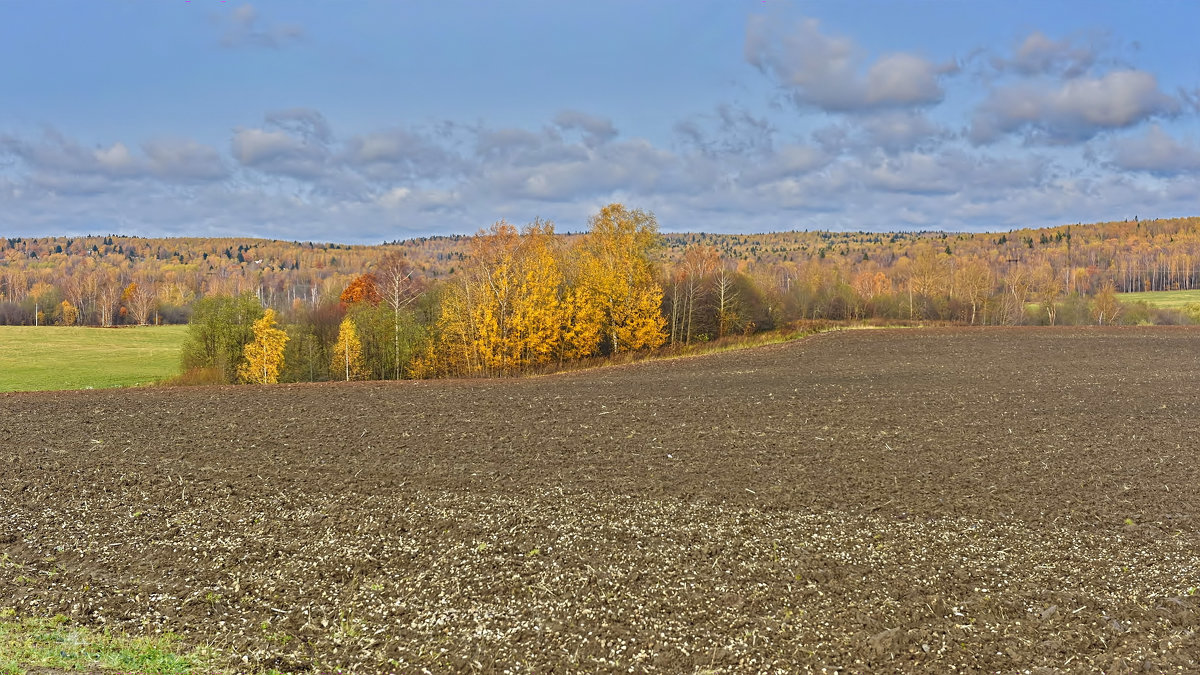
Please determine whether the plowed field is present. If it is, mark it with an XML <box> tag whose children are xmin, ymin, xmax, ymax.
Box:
<box><xmin>3</xmin><ymin>327</ymin><xmax>1200</xmax><ymax>673</ymax></box>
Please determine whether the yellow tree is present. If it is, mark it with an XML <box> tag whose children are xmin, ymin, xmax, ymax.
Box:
<box><xmin>58</xmin><ymin>300</ymin><xmax>78</xmax><ymax>326</ymax></box>
<box><xmin>1092</xmin><ymin>280</ymin><xmax>1122</xmax><ymax>326</ymax></box>
<box><xmin>331</xmin><ymin>317</ymin><xmax>368</xmax><ymax>381</ymax></box>
<box><xmin>559</xmin><ymin>285</ymin><xmax>604</xmax><ymax>361</ymax></box>
<box><xmin>435</xmin><ymin>220</ymin><xmax>567</xmax><ymax>376</ymax></box>
<box><xmin>237</xmin><ymin>309</ymin><xmax>289</xmax><ymax>384</ymax></box>
<box><xmin>574</xmin><ymin>203</ymin><xmax>667</xmax><ymax>354</ymax></box>
<box><xmin>511</xmin><ymin>220</ymin><xmax>565</xmax><ymax>369</ymax></box>
<box><xmin>440</xmin><ymin>221</ymin><xmax>521</xmax><ymax>376</ymax></box>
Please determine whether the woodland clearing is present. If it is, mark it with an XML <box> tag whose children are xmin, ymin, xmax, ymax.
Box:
<box><xmin>0</xmin><ymin>325</ymin><xmax>186</xmax><ymax>393</ymax></box>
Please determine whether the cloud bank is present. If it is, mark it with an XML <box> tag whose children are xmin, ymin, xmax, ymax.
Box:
<box><xmin>1</xmin><ymin>13</ymin><xmax>1198</xmax><ymax>242</ymax></box>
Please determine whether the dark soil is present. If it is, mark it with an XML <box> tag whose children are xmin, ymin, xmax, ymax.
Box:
<box><xmin>3</xmin><ymin>326</ymin><xmax>1200</xmax><ymax>673</ymax></box>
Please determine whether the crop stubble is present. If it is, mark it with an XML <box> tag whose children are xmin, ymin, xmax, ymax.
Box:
<box><xmin>2</xmin><ymin>327</ymin><xmax>1199</xmax><ymax>672</ymax></box>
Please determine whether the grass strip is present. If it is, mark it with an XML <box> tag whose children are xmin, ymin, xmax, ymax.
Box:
<box><xmin>0</xmin><ymin>608</ymin><xmax>227</xmax><ymax>675</ymax></box>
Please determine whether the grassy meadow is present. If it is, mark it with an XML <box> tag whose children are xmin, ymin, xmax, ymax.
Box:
<box><xmin>0</xmin><ymin>325</ymin><xmax>186</xmax><ymax>393</ymax></box>
<box><xmin>0</xmin><ymin>608</ymin><xmax>229</xmax><ymax>675</ymax></box>
<box><xmin>1118</xmin><ymin>289</ymin><xmax>1200</xmax><ymax>309</ymax></box>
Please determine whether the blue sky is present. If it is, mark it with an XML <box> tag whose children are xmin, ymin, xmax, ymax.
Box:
<box><xmin>2</xmin><ymin>1</ymin><xmax>1199</xmax><ymax>243</ymax></box>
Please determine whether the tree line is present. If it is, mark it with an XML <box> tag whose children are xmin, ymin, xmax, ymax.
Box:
<box><xmin>179</xmin><ymin>204</ymin><xmax>669</xmax><ymax>383</ymax></box>
<box><xmin>4</xmin><ymin>216</ymin><xmax>1200</xmax><ymax>331</ymax></box>
<box><xmin>4</xmin><ymin>210</ymin><xmax>1200</xmax><ymax>382</ymax></box>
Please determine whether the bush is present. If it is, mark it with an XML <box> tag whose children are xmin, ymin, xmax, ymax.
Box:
<box><xmin>161</xmin><ymin>367</ymin><xmax>227</xmax><ymax>386</ymax></box>
<box><xmin>1184</xmin><ymin>303</ymin><xmax>1200</xmax><ymax>325</ymax></box>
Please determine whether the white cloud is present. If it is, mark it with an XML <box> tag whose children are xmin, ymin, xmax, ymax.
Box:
<box><xmin>992</xmin><ymin>31</ymin><xmax>1097</xmax><ymax>78</ymax></box>
<box><xmin>1109</xmin><ymin>125</ymin><xmax>1200</xmax><ymax>174</ymax></box>
<box><xmin>970</xmin><ymin>69</ymin><xmax>1180</xmax><ymax>144</ymax></box>
<box><xmin>93</xmin><ymin>142</ymin><xmax>136</xmax><ymax>172</ymax></box>
<box><xmin>231</xmin><ymin>125</ymin><xmax>328</xmax><ymax>178</ymax></box>
<box><xmin>220</xmin><ymin>4</ymin><xmax>303</xmax><ymax>49</ymax></box>
<box><xmin>738</xmin><ymin>143</ymin><xmax>830</xmax><ymax>187</ymax></box>
<box><xmin>3</xmin><ymin>94</ymin><xmax>1199</xmax><ymax>242</ymax></box>
<box><xmin>143</xmin><ymin>138</ymin><xmax>228</xmax><ymax>181</ymax></box>
<box><xmin>266</xmin><ymin>108</ymin><xmax>332</xmax><ymax>143</ymax></box>
<box><xmin>0</xmin><ymin>131</ymin><xmax>227</xmax><ymax>187</ymax></box>
<box><xmin>376</xmin><ymin>186</ymin><xmax>411</xmax><ymax>209</ymax></box>
<box><xmin>343</xmin><ymin>127</ymin><xmax>466</xmax><ymax>181</ymax></box>
<box><xmin>836</xmin><ymin>111</ymin><xmax>951</xmax><ymax>155</ymax></box>
<box><xmin>865</xmin><ymin>53</ymin><xmax>945</xmax><ymax>106</ymax></box>
<box><xmin>745</xmin><ymin>15</ymin><xmax>954</xmax><ymax>112</ymax></box>
<box><xmin>553</xmin><ymin>110</ymin><xmax>618</xmax><ymax>147</ymax></box>
<box><xmin>674</xmin><ymin>104</ymin><xmax>775</xmax><ymax>158</ymax></box>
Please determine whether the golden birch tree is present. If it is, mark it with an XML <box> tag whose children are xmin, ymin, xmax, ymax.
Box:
<box><xmin>237</xmin><ymin>308</ymin><xmax>289</xmax><ymax>384</ymax></box>
<box><xmin>58</xmin><ymin>300</ymin><xmax>78</xmax><ymax>326</ymax></box>
<box><xmin>331</xmin><ymin>317</ymin><xmax>368</xmax><ymax>381</ymax></box>
<box><xmin>435</xmin><ymin>220</ymin><xmax>567</xmax><ymax>376</ymax></box>
<box><xmin>574</xmin><ymin>203</ymin><xmax>667</xmax><ymax>354</ymax></box>
<box><xmin>511</xmin><ymin>220</ymin><xmax>565</xmax><ymax>369</ymax></box>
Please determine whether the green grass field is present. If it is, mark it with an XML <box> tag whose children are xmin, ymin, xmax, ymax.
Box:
<box><xmin>1118</xmin><ymin>289</ymin><xmax>1200</xmax><ymax>309</ymax></box>
<box><xmin>0</xmin><ymin>325</ymin><xmax>187</xmax><ymax>393</ymax></box>
<box><xmin>0</xmin><ymin>608</ymin><xmax>224</xmax><ymax>675</ymax></box>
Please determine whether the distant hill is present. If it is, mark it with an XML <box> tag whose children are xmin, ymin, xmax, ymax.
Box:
<box><xmin>3</xmin><ymin>215</ymin><xmax>1199</xmax><ymax>326</ymax></box>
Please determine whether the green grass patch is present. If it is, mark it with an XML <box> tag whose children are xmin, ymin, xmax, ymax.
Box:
<box><xmin>1118</xmin><ymin>289</ymin><xmax>1200</xmax><ymax>309</ymax></box>
<box><xmin>0</xmin><ymin>608</ymin><xmax>224</xmax><ymax>675</ymax></box>
<box><xmin>0</xmin><ymin>325</ymin><xmax>187</xmax><ymax>393</ymax></box>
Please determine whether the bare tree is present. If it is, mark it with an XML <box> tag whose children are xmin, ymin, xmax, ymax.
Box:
<box><xmin>128</xmin><ymin>281</ymin><xmax>157</xmax><ymax>325</ymax></box>
<box><xmin>62</xmin><ymin>269</ymin><xmax>98</xmax><ymax>325</ymax></box>
<box><xmin>1032</xmin><ymin>264</ymin><xmax>1061</xmax><ymax>325</ymax></box>
<box><xmin>1092</xmin><ymin>281</ymin><xmax>1121</xmax><ymax>326</ymax></box>
<box><xmin>678</xmin><ymin>245</ymin><xmax>718</xmax><ymax>343</ymax></box>
<box><xmin>954</xmin><ymin>259</ymin><xmax>991</xmax><ymax>325</ymax></box>
<box><xmin>95</xmin><ymin>272</ymin><xmax>123</xmax><ymax>327</ymax></box>
<box><xmin>714</xmin><ymin>265</ymin><xmax>742</xmax><ymax>338</ymax></box>
<box><xmin>376</xmin><ymin>251</ymin><xmax>423</xmax><ymax>379</ymax></box>
<box><xmin>1001</xmin><ymin>265</ymin><xmax>1033</xmax><ymax>325</ymax></box>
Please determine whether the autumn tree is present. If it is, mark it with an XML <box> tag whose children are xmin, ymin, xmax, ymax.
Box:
<box><xmin>1001</xmin><ymin>265</ymin><xmax>1034</xmax><ymax>325</ymax></box>
<box><xmin>1092</xmin><ymin>280</ymin><xmax>1122</xmax><ymax>326</ymax></box>
<box><xmin>331</xmin><ymin>317</ymin><xmax>368</xmax><ymax>381</ymax></box>
<box><xmin>436</xmin><ymin>220</ymin><xmax>567</xmax><ymax>376</ymax></box>
<box><xmin>237</xmin><ymin>309</ymin><xmax>289</xmax><ymax>384</ymax></box>
<box><xmin>58</xmin><ymin>300</ymin><xmax>78</xmax><ymax>326</ymax></box>
<box><xmin>713</xmin><ymin>264</ymin><xmax>742</xmax><ymax>338</ymax></box>
<box><xmin>127</xmin><ymin>281</ymin><xmax>157</xmax><ymax>326</ymax></box>
<box><xmin>181</xmin><ymin>293</ymin><xmax>264</xmax><ymax>382</ymax></box>
<box><xmin>574</xmin><ymin>204</ymin><xmax>667</xmax><ymax>355</ymax></box>
<box><xmin>910</xmin><ymin>245</ymin><xmax>949</xmax><ymax>319</ymax></box>
<box><xmin>1032</xmin><ymin>264</ymin><xmax>1061</xmax><ymax>325</ymax></box>
<box><xmin>437</xmin><ymin>222</ymin><xmax>520</xmax><ymax>375</ymax></box>
<box><xmin>62</xmin><ymin>271</ymin><xmax>97</xmax><ymax>325</ymax></box>
<box><xmin>340</xmin><ymin>273</ymin><xmax>382</xmax><ymax>307</ymax></box>
<box><xmin>511</xmin><ymin>221</ymin><xmax>566</xmax><ymax>368</ymax></box>
<box><xmin>376</xmin><ymin>252</ymin><xmax>423</xmax><ymax>379</ymax></box>
<box><xmin>94</xmin><ymin>269</ymin><xmax>124</xmax><ymax>328</ymax></box>
<box><xmin>954</xmin><ymin>259</ymin><xmax>992</xmax><ymax>325</ymax></box>
<box><xmin>674</xmin><ymin>245</ymin><xmax>719</xmax><ymax>343</ymax></box>
<box><xmin>281</xmin><ymin>302</ymin><xmax>342</xmax><ymax>382</ymax></box>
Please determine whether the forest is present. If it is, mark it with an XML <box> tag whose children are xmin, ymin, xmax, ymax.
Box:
<box><xmin>3</xmin><ymin>208</ymin><xmax>1200</xmax><ymax>382</ymax></box>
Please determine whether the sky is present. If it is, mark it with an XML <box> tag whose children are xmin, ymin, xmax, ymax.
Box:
<box><xmin>2</xmin><ymin>1</ymin><xmax>1200</xmax><ymax>244</ymax></box>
